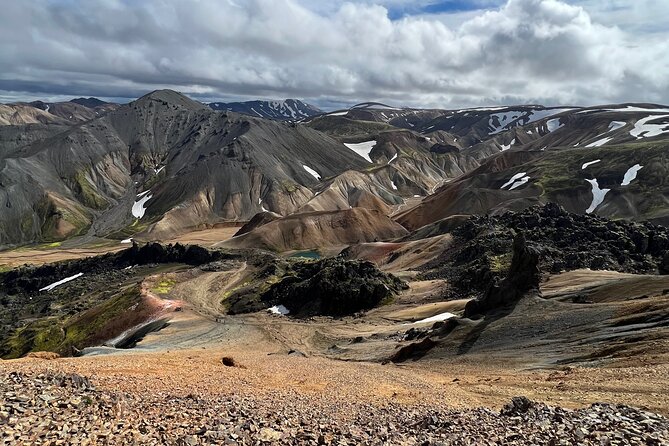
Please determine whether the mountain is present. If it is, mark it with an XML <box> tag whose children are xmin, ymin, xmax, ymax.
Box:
<box><xmin>0</xmin><ymin>98</ymin><xmax>120</xmax><ymax>125</ymax></box>
<box><xmin>219</xmin><ymin>208</ymin><xmax>408</xmax><ymax>252</ymax></box>
<box><xmin>69</xmin><ymin>97</ymin><xmax>112</xmax><ymax>108</ymax></box>
<box><xmin>208</xmin><ymin>99</ymin><xmax>321</xmax><ymax>121</ymax></box>
<box><xmin>2</xmin><ymin>92</ymin><xmax>669</xmax><ymax>249</ymax></box>
<box><xmin>0</xmin><ymin>90</ymin><xmax>369</xmax><ymax>248</ymax></box>
<box><xmin>396</xmin><ymin>105</ymin><xmax>669</xmax><ymax>230</ymax></box>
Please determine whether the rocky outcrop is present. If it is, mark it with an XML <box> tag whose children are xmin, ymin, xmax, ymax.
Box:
<box><xmin>0</xmin><ymin>243</ymin><xmax>231</xmax><ymax>295</ymax></box>
<box><xmin>661</xmin><ymin>252</ymin><xmax>669</xmax><ymax>275</ymax></box>
<box><xmin>464</xmin><ymin>233</ymin><xmax>541</xmax><ymax>318</ymax></box>
<box><xmin>419</xmin><ymin>204</ymin><xmax>669</xmax><ymax>299</ymax></box>
<box><xmin>260</xmin><ymin>258</ymin><xmax>408</xmax><ymax>317</ymax></box>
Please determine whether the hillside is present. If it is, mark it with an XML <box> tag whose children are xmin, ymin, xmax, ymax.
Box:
<box><xmin>209</xmin><ymin>99</ymin><xmax>321</xmax><ymax>121</ymax></box>
<box><xmin>0</xmin><ymin>90</ymin><xmax>369</xmax><ymax>248</ymax></box>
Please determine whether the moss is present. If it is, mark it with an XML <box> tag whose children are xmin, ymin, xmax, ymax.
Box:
<box><xmin>19</xmin><ymin>213</ymin><xmax>34</xmax><ymax>234</ymax></box>
<box><xmin>72</xmin><ymin>171</ymin><xmax>107</xmax><ymax>210</ymax></box>
<box><xmin>1</xmin><ymin>285</ymin><xmax>143</xmax><ymax>358</ymax></box>
<box><xmin>532</xmin><ymin>142</ymin><xmax>668</xmax><ymax>201</ymax></box>
<box><xmin>153</xmin><ymin>278</ymin><xmax>176</xmax><ymax>294</ymax></box>
<box><xmin>280</xmin><ymin>181</ymin><xmax>299</xmax><ymax>193</ymax></box>
<box><xmin>39</xmin><ymin>198</ymin><xmax>92</xmax><ymax>242</ymax></box>
<box><xmin>490</xmin><ymin>253</ymin><xmax>513</xmax><ymax>273</ymax></box>
<box><xmin>2</xmin><ymin>319</ymin><xmax>65</xmax><ymax>359</ymax></box>
<box><xmin>220</xmin><ymin>279</ymin><xmax>253</xmax><ymax>301</ymax></box>
<box><xmin>60</xmin><ymin>285</ymin><xmax>143</xmax><ymax>351</ymax></box>
<box><xmin>379</xmin><ymin>295</ymin><xmax>395</xmax><ymax>306</ymax></box>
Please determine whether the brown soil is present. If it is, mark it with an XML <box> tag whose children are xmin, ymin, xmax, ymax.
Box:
<box><xmin>3</xmin><ymin>345</ymin><xmax>669</xmax><ymax>415</ymax></box>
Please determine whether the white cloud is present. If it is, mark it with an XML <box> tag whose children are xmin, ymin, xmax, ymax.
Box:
<box><xmin>0</xmin><ymin>0</ymin><xmax>667</xmax><ymax>108</ymax></box>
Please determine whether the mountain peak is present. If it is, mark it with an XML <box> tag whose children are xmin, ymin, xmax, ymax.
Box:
<box><xmin>69</xmin><ymin>97</ymin><xmax>110</xmax><ymax>108</ymax></box>
<box><xmin>135</xmin><ymin>89</ymin><xmax>207</xmax><ymax>111</ymax></box>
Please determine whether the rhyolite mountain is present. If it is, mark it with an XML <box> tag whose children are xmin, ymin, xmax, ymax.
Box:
<box><xmin>208</xmin><ymin>99</ymin><xmax>321</xmax><ymax>121</ymax></box>
<box><xmin>1</xmin><ymin>90</ymin><xmax>669</xmax><ymax>249</ymax></box>
<box><xmin>0</xmin><ymin>90</ymin><xmax>370</xmax><ymax>247</ymax></box>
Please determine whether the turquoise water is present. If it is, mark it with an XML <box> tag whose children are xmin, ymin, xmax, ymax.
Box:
<box><xmin>288</xmin><ymin>250</ymin><xmax>321</xmax><ymax>259</ymax></box>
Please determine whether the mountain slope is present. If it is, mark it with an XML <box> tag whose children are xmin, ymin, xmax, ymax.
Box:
<box><xmin>219</xmin><ymin>208</ymin><xmax>408</xmax><ymax>251</ymax></box>
<box><xmin>0</xmin><ymin>90</ymin><xmax>368</xmax><ymax>247</ymax></box>
<box><xmin>209</xmin><ymin>99</ymin><xmax>321</xmax><ymax>121</ymax></box>
<box><xmin>397</xmin><ymin>140</ymin><xmax>669</xmax><ymax>230</ymax></box>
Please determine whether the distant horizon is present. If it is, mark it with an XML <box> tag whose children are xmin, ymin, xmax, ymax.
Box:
<box><xmin>4</xmin><ymin>89</ymin><xmax>669</xmax><ymax>114</ymax></box>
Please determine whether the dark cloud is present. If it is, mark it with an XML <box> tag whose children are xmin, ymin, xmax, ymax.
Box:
<box><xmin>0</xmin><ymin>0</ymin><xmax>667</xmax><ymax>108</ymax></box>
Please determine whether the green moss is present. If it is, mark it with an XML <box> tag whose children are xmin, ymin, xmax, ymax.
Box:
<box><xmin>534</xmin><ymin>142</ymin><xmax>667</xmax><ymax>199</ymax></box>
<box><xmin>379</xmin><ymin>295</ymin><xmax>395</xmax><ymax>306</ymax></box>
<box><xmin>220</xmin><ymin>279</ymin><xmax>253</xmax><ymax>301</ymax></box>
<box><xmin>19</xmin><ymin>213</ymin><xmax>34</xmax><ymax>234</ymax></box>
<box><xmin>39</xmin><ymin>198</ymin><xmax>92</xmax><ymax>243</ymax></box>
<box><xmin>280</xmin><ymin>181</ymin><xmax>299</xmax><ymax>193</ymax></box>
<box><xmin>73</xmin><ymin>171</ymin><xmax>107</xmax><ymax>210</ymax></box>
<box><xmin>60</xmin><ymin>286</ymin><xmax>142</xmax><ymax>350</ymax></box>
<box><xmin>153</xmin><ymin>278</ymin><xmax>176</xmax><ymax>294</ymax></box>
<box><xmin>490</xmin><ymin>253</ymin><xmax>512</xmax><ymax>273</ymax></box>
<box><xmin>2</xmin><ymin>319</ymin><xmax>65</xmax><ymax>359</ymax></box>
<box><xmin>1</xmin><ymin>285</ymin><xmax>143</xmax><ymax>358</ymax></box>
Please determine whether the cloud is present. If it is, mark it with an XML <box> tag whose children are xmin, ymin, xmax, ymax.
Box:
<box><xmin>0</xmin><ymin>0</ymin><xmax>667</xmax><ymax>108</ymax></box>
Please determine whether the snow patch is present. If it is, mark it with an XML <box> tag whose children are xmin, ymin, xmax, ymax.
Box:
<box><xmin>390</xmin><ymin>180</ymin><xmax>398</xmax><ymax>190</ymax></box>
<box><xmin>630</xmin><ymin>115</ymin><xmax>669</xmax><ymax>139</ymax></box>
<box><xmin>40</xmin><ymin>273</ymin><xmax>84</xmax><ymax>292</ymax></box>
<box><xmin>268</xmin><ymin>305</ymin><xmax>290</xmax><ymax>315</ymax></box>
<box><xmin>621</xmin><ymin>164</ymin><xmax>643</xmax><ymax>186</ymax></box>
<box><xmin>328</xmin><ymin>111</ymin><xmax>348</xmax><ymax>116</ymax></box>
<box><xmin>608</xmin><ymin>121</ymin><xmax>626</xmax><ymax>132</ymax></box>
<box><xmin>488</xmin><ymin>108</ymin><xmax>573</xmax><ymax>135</ymax></box>
<box><xmin>581</xmin><ymin>159</ymin><xmax>601</xmax><ymax>170</ymax></box>
<box><xmin>605</xmin><ymin>106</ymin><xmax>669</xmax><ymax>113</ymax></box>
<box><xmin>509</xmin><ymin>176</ymin><xmax>530</xmax><ymax>190</ymax></box>
<box><xmin>500</xmin><ymin>138</ymin><xmax>515</xmax><ymax>151</ymax></box>
<box><xmin>132</xmin><ymin>192</ymin><xmax>152</xmax><ymax>219</ymax></box>
<box><xmin>410</xmin><ymin>312</ymin><xmax>457</xmax><ymax>325</ymax></box>
<box><xmin>303</xmin><ymin>165</ymin><xmax>321</xmax><ymax>180</ymax></box>
<box><xmin>388</xmin><ymin>152</ymin><xmax>398</xmax><ymax>164</ymax></box>
<box><xmin>121</xmin><ymin>238</ymin><xmax>133</xmax><ymax>244</ymax></box>
<box><xmin>500</xmin><ymin>172</ymin><xmax>527</xmax><ymax>189</ymax></box>
<box><xmin>154</xmin><ymin>166</ymin><xmax>165</xmax><ymax>174</ymax></box>
<box><xmin>344</xmin><ymin>141</ymin><xmax>376</xmax><ymax>163</ymax></box>
<box><xmin>585</xmin><ymin>179</ymin><xmax>610</xmax><ymax>214</ymax></box>
<box><xmin>546</xmin><ymin>118</ymin><xmax>563</xmax><ymax>132</ymax></box>
<box><xmin>585</xmin><ymin>137</ymin><xmax>614</xmax><ymax>148</ymax></box>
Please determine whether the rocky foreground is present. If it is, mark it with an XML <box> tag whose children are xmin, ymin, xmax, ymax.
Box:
<box><xmin>2</xmin><ymin>371</ymin><xmax>668</xmax><ymax>446</ymax></box>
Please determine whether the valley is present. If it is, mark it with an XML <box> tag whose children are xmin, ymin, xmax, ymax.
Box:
<box><xmin>2</xmin><ymin>91</ymin><xmax>669</xmax><ymax>444</ymax></box>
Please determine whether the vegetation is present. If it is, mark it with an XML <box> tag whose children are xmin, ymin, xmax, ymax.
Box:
<box><xmin>1</xmin><ymin>285</ymin><xmax>144</xmax><ymax>359</ymax></box>
<box><xmin>153</xmin><ymin>277</ymin><xmax>177</xmax><ymax>294</ymax></box>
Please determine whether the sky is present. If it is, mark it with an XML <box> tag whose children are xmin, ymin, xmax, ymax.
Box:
<box><xmin>1</xmin><ymin>0</ymin><xmax>668</xmax><ymax>109</ymax></box>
